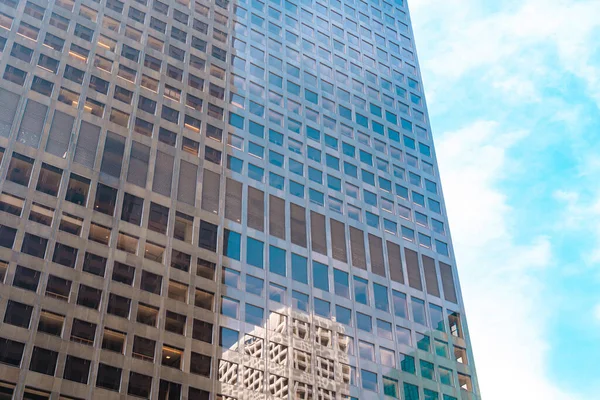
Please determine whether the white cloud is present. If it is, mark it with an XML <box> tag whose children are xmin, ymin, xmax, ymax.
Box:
<box><xmin>594</xmin><ymin>303</ymin><xmax>600</xmax><ymax>322</ymax></box>
<box><xmin>410</xmin><ymin>0</ymin><xmax>600</xmax><ymax>107</ymax></box>
<box><xmin>435</xmin><ymin>121</ymin><xmax>581</xmax><ymax>400</ymax></box>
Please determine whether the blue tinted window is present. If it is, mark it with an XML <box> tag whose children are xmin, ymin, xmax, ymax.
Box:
<box><xmin>361</xmin><ymin>369</ymin><xmax>378</xmax><ymax>392</ymax></box>
<box><xmin>388</xmin><ymin>128</ymin><xmax>400</xmax><ymax>142</ymax></box>
<box><xmin>342</xmin><ymin>142</ymin><xmax>355</xmax><ymax>157</ymax></box>
<box><xmin>356</xmin><ymin>113</ymin><xmax>368</xmax><ymax>127</ymax></box>
<box><xmin>269</xmin><ymin>129</ymin><xmax>283</xmax><ymax>145</ymax></box>
<box><xmin>308</xmin><ymin>167</ymin><xmax>322</xmax><ymax>183</ymax></box>
<box><xmin>269</xmin><ymin>246</ymin><xmax>286</xmax><ymax>276</ymax></box>
<box><xmin>290</xmin><ymin>181</ymin><xmax>304</xmax><ymax>198</ymax></box>
<box><xmin>354</xmin><ymin>276</ymin><xmax>369</xmax><ymax>305</ymax></box>
<box><xmin>328</xmin><ymin>175</ymin><xmax>341</xmax><ymax>191</ymax></box>
<box><xmin>245</xmin><ymin>303</ymin><xmax>264</xmax><ymax>325</ymax></box>
<box><xmin>425</xmin><ymin>179</ymin><xmax>437</xmax><ymax>193</ymax></box>
<box><xmin>229</xmin><ymin>112</ymin><xmax>244</xmax><ymax>129</ymax></box>
<box><xmin>400</xmin><ymin>353</ymin><xmax>416</xmax><ymax>374</ymax></box>
<box><xmin>223</xmin><ymin>230</ymin><xmax>241</xmax><ymax>260</ymax></box>
<box><xmin>307</xmin><ymin>146</ymin><xmax>321</xmax><ymax>161</ymax></box>
<box><xmin>313</xmin><ymin>262</ymin><xmax>329</xmax><ymax>291</ymax></box>
<box><xmin>436</xmin><ymin>240</ymin><xmax>449</xmax><ymax>256</ymax></box>
<box><xmin>269</xmin><ymin>172</ymin><xmax>284</xmax><ymax>189</ymax></box>
<box><xmin>222</xmin><ymin>267</ymin><xmax>240</xmax><ymax>288</ymax></box>
<box><xmin>291</xmin><ymin>253</ymin><xmax>308</xmax><ymax>284</ymax></box>
<box><xmin>269</xmin><ymin>150</ymin><xmax>284</xmax><ymax>167</ymax></box>
<box><xmin>428</xmin><ymin>198</ymin><xmax>441</xmax><ymax>213</ymax></box>
<box><xmin>314</xmin><ymin>298</ymin><xmax>330</xmax><ymax>317</ymax></box>
<box><xmin>228</xmin><ymin>155</ymin><xmax>243</xmax><ymax>173</ymax></box>
<box><xmin>221</xmin><ymin>296</ymin><xmax>239</xmax><ymax>318</ymax></box>
<box><xmin>364</xmin><ymin>190</ymin><xmax>377</xmax><ymax>206</ymax></box>
<box><xmin>334</xmin><ymin>269</ymin><xmax>349</xmax><ymax>298</ymax></box>
<box><xmin>248</xmin><ymin>164</ymin><xmax>264</xmax><ymax>182</ymax></box>
<box><xmin>372</xmin><ymin>121</ymin><xmax>384</xmax><ymax>135</ymax></box>
<box><xmin>306</xmin><ymin>126</ymin><xmax>320</xmax><ymax>141</ymax></box>
<box><xmin>413</xmin><ymin>192</ymin><xmax>425</xmax><ymax>206</ymax></box>
<box><xmin>417</xmin><ymin>332</ymin><xmax>431</xmax><ymax>352</ymax></box>
<box><xmin>373</xmin><ymin>283</ymin><xmax>389</xmax><ymax>312</ymax></box>
<box><xmin>357</xmin><ymin>312</ymin><xmax>372</xmax><ymax>332</ymax></box>
<box><xmin>404</xmin><ymin>383</ymin><xmax>419</xmax><ymax>400</ymax></box>
<box><xmin>269</xmin><ymin>282</ymin><xmax>286</xmax><ymax>303</ymax></box>
<box><xmin>366</xmin><ymin>212</ymin><xmax>379</xmax><ymax>228</ymax></box>
<box><xmin>419</xmin><ymin>142</ymin><xmax>431</xmax><ymax>156</ymax></box>
<box><xmin>362</xmin><ymin>169</ymin><xmax>375</xmax><ymax>185</ymax></box>
<box><xmin>403</xmin><ymin>135</ymin><xmax>416</xmax><ymax>149</ymax></box>
<box><xmin>305</xmin><ymin>89</ymin><xmax>318</xmax><ymax>103</ymax></box>
<box><xmin>289</xmin><ymin>159</ymin><xmax>304</xmax><ymax>175</ymax></box>
<box><xmin>246</xmin><ymin>275</ymin><xmax>264</xmax><ymax>297</ymax></box>
<box><xmin>292</xmin><ymin>290</ymin><xmax>309</xmax><ymax>312</ymax></box>
<box><xmin>396</xmin><ymin>184</ymin><xmax>409</xmax><ymax>199</ymax></box>
<box><xmin>219</xmin><ymin>327</ymin><xmax>239</xmax><ymax>348</ymax></box>
<box><xmin>326</xmin><ymin>154</ymin><xmax>339</xmax><ymax>170</ymax></box>
<box><xmin>324</xmin><ymin>134</ymin><xmax>338</xmax><ymax>149</ymax></box>
<box><xmin>336</xmin><ymin>305</ymin><xmax>352</xmax><ymax>326</ymax></box>
<box><xmin>309</xmin><ymin>189</ymin><xmax>324</xmax><ymax>206</ymax></box>
<box><xmin>344</xmin><ymin>162</ymin><xmax>358</xmax><ymax>178</ymax></box>
<box><xmin>249</xmin><ymin>121</ymin><xmax>264</xmax><ymax>138</ymax></box>
<box><xmin>248</xmin><ymin>142</ymin><xmax>264</xmax><ymax>158</ymax></box>
<box><xmin>359</xmin><ymin>150</ymin><xmax>373</xmax><ymax>165</ymax></box>
<box><xmin>379</xmin><ymin>177</ymin><xmax>392</xmax><ymax>192</ymax></box>
<box><xmin>401</xmin><ymin>118</ymin><xmax>412</xmax><ymax>132</ymax></box>
<box><xmin>247</xmin><ymin>237</ymin><xmax>264</xmax><ymax>268</ymax></box>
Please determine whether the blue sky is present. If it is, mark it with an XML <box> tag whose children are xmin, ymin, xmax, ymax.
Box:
<box><xmin>409</xmin><ymin>0</ymin><xmax>600</xmax><ymax>398</ymax></box>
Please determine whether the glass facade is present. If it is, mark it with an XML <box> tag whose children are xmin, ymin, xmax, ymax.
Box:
<box><xmin>0</xmin><ymin>0</ymin><xmax>479</xmax><ymax>399</ymax></box>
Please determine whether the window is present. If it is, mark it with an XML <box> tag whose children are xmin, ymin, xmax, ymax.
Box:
<box><xmin>412</xmin><ymin>297</ymin><xmax>427</xmax><ymax>325</ymax></box>
<box><xmin>195</xmin><ymin>288</ymin><xmax>214</xmax><ymax>310</ymax></box>
<box><xmin>269</xmin><ymin>282</ymin><xmax>286</xmax><ymax>303</ymax></box>
<box><xmin>193</xmin><ymin>319</ymin><xmax>213</xmax><ymax>343</ymax></box>
<box><xmin>46</xmin><ymin>275</ymin><xmax>71</xmax><ymax>301</ymax></box>
<box><xmin>29</xmin><ymin>202</ymin><xmax>53</xmax><ymax>230</ymax></box>
<box><xmin>163</xmin><ymin>311</ymin><xmax>185</xmax><ymax>335</ymax></box>
<box><xmin>77</xmin><ymin>285</ymin><xmax>102</xmax><ymax>310</ymax></box>
<box><xmin>7</xmin><ymin>153</ymin><xmax>34</xmax><ymax>186</ymax></box>
<box><xmin>161</xmin><ymin>345</ymin><xmax>183</xmax><ymax>369</ymax></box>
<box><xmin>0</xmin><ymin>338</ymin><xmax>25</xmax><ymax>367</ymax></box>
<box><xmin>63</xmin><ymin>356</ymin><xmax>91</xmax><ymax>384</ymax></box>
<box><xmin>38</xmin><ymin>310</ymin><xmax>64</xmax><ymax>336</ymax></box>
<box><xmin>333</xmin><ymin>269</ymin><xmax>349</xmax><ymax>298</ymax></box>
<box><xmin>449</xmin><ymin>311</ymin><xmax>463</xmax><ymax>338</ymax></box>
<box><xmin>96</xmin><ymin>363</ymin><xmax>122</xmax><ymax>391</ymax></box>
<box><xmin>353</xmin><ymin>276</ymin><xmax>369</xmax><ymax>305</ymax></box>
<box><xmin>29</xmin><ymin>347</ymin><xmax>58</xmax><ymax>376</ymax></box>
<box><xmin>132</xmin><ymin>336</ymin><xmax>155</xmax><ymax>361</ymax></box>
<box><xmin>82</xmin><ymin>252</ymin><xmax>106</xmax><ymax>276</ymax></box>
<box><xmin>128</xmin><ymin>372</ymin><xmax>152</xmax><ymax>398</ymax></box>
<box><xmin>4</xmin><ymin>300</ymin><xmax>33</xmax><ymax>328</ymax></box>
<box><xmin>361</xmin><ymin>370</ymin><xmax>378</xmax><ymax>392</ymax></box>
<box><xmin>292</xmin><ymin>290</ymin><xmax>308</xmax><ymax>312</ymax></box>
<box><xmin>420</xmin><ymin>360</ymin><xmax>435</xmax><ymax>380</ymax></box>
<box><xmin>190</xmin><ymin>352</ymin><xmax>211</xmax><ymax>376</ymax></box>
<box><xmin>102</xmin><ymin>328</ymin><xmax>126</xmax><ymax>353</ymax></box>
<box><xmin>372</xmin><ymin>284</ymin><xmax>390</xmax><ymax>312</ymax></box>
<box><xmin>107</xmin><ymin>293</ymin><xmax>131</xmax><ymax>318</ymax></box>
<box><xmin>148</xmin><ymin>202</ymin><xmax>169</xmax><ymax>234</ymax></box>
<box><xmin>13</xmin><ymin>265</ymin><xmax>40</xmax><ymax>292</ymax></box>
<box><xmin>70</xmin><ymin>318</ymin><xmax>96</xmax><ymax>346</ymax></box>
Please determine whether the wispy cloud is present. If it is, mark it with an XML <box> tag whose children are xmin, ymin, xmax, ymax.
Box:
<box><xmin>435</xmin><ymin>121</ymin><xmax>577</xmax><ymax>400</ymax></box>
<box><xmin>410</xmin><ymin>0</ymin><xmax>600</xmax><ymax>107</ymax></box>
<box><xmin>409</xmin><ymin>1</ymin><xmax>600</xmax><ymax>397</ymax></box>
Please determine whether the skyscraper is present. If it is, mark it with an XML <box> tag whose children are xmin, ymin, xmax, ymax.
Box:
<box><xmin>0</xmin><ymin>0</ymin><xmax>479</xmax><ymax>398</ymax></box>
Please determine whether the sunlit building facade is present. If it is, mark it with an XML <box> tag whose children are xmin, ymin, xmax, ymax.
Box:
<box><xmin>0</xmin><ymin>0</ymin><xmax>479</xmax><ymax>398</ymax></box>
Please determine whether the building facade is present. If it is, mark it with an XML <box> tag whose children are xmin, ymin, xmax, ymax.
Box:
<box><xmin>0</xmin><ymin>0</ymin><xmax>480</xmax><ymax>399</ymax></box>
